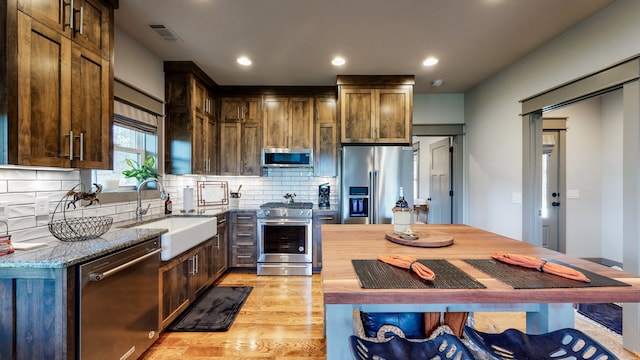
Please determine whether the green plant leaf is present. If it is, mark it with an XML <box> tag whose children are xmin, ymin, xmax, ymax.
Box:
<box><xmin>122</xmin><ymin>156</ymin><xmax>160</xmax><ymax>181</ymax></box>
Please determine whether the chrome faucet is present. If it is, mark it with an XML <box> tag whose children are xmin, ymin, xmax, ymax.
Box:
<box><xmin>136</xmin><ymin>178</ymin><xmax>166</xmax><ymax>222</ymax></box>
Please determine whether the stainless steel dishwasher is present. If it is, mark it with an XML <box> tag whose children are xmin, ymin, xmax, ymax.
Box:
<box><xmin>78</xmin><ymin>238</ymin><xmax>160</xmax><ymax>360</ymax></box>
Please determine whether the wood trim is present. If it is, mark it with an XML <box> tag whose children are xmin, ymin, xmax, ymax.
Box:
<box><xmin>520</xmin><ymin>56</ymin><xmax>640</xmax><ymax>114</ymax></box>
<box><xmin>412</xmin><ymin>124</ymin><xmax>464</xmax><ymax>136</ymax></box>
<box><xmin>164</xmin><ymin>61</ymin><xmax>217</xmax><ymax>88</ymax></box>
<box><xmin>542</xmin><ymin>117</ymin><xmax>568</xmax><ymax>130</ymax></box>
<box><xmin>336</xmin><ymin>75</ymin><xmax>415</xmax><ymax>86</ymax></box>
<box><xmin>218</xmin><ymin>85</ymin><xmax>336</xmax><ymax>97</ymax></box>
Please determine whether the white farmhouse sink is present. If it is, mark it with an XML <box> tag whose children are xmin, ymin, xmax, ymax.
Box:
<box><xmin>131</xmin><ymin>217</ymin><xmax>217</xmax><ymax>260</ymax></box>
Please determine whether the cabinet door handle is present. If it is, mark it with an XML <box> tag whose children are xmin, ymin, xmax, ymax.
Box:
<box><xmin>318</xmin><ymin>216</ymin><xmax>334</xmax><ymax>220</ymax></box>
<box><xmin>66</xmin><ymin>131</ymin><xmax>74</xmax><ymax>160</ymax></box>
<box><xmin>78</xmin><ymin>132</ymin><xmax>84</xmax><ymax>161</ymax></box>
<box><xmin>77</xmin><ymin>6</ymin><xmax>84</xmax><ymax>34</ymax></box>
<box><xmin>215</xmin><ymin>234</ymin><xmax>220</xmax><ymax>249</ymax></box>
<box><xmin>64</xmin><ymin>0</ymin><xmax>74</xmax><ymax>31</ymax></box>
<box><xmin>237</xmin><ymin>255</ymin><xmax>251</xmax><ymax>259</ymax></box>
<box><xmin>237</xmin><ymin>216</ymin><xmax>253</xmax><ymax>220</ymax></box>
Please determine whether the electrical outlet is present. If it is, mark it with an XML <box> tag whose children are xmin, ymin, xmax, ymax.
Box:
<box><xmin>35</xmin><ymin>197</ymin><xmax>50</xmax><ymax>216</ymax></box>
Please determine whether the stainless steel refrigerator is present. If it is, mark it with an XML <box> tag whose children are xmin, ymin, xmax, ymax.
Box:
<box><xmin>341</xmin><ymin>146</ymin><xmax>414</xmax><ymax>224</ymax></box>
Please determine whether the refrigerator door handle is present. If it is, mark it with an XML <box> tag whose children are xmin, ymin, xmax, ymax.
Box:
<box><xmin>372</xmin><ymin>170</ymin><xmax>379</xmax><ymax>224</ymax></box>
<box><xmin>369</xmin><ymin>171</ymin><xmax>374</xmax><ymax>224</ymax></box>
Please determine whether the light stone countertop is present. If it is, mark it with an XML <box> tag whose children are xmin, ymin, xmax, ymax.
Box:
<box><xmin>0</xmin><ymin>206</ymin><xmax>336</xmax><ymax>269</ymax></box>
<box><xmin>0</xmin><ymin>208</ymin><xmax>229</xmax><ymax>269</ymax></box>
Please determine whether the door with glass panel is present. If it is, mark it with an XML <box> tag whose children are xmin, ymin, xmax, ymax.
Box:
<box><xmin>541</xmin><ymin>127</ymin><xmax>565</xmax><ymax>252</ymax></box>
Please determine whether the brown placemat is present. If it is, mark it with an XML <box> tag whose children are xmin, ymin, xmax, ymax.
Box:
<box><xmin>464</xmin><ymin>259</ymin><xmax>631</xmax><ymax>289</ymax></box>
<box><xmin>352</xmin><ymin>259</ymin><xmax>486</xmax><ymax>289</ymax></box>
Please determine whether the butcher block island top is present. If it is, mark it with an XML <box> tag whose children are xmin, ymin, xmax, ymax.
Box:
<box><xmin>320</xmin><ymin>224</ymin><xmax>640</xmax><ymax>359</ymax></box>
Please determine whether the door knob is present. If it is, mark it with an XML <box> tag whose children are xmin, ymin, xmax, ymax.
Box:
<box><xmin>552</xmin><ymin>202</ymin><xmax>560</xmax><ymax>206</ymax></box>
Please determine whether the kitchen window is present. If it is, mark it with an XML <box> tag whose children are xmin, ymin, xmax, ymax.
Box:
<box><xmin>91</xmin><ymin>99</ymin><xmax>160</xmax><ymax>191</ymax></box>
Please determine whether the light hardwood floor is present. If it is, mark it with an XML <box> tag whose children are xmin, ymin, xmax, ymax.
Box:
<box><xmin>142</xmin><ymin>272</ymin><xmax>640</xmax><ymax>359</ymax></box>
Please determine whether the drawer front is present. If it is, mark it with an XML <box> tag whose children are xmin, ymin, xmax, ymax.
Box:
<box><xmin>231</xmin><ymin>245</ymin><xmax>256</xmax><ymax>267</ymax></box>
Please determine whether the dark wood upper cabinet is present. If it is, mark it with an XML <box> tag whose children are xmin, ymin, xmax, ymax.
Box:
<box><xmin>314</xmin><ymin>96</ymin><xmax>338</xmax><ymax>176</ymax></box>
<box><xmin>164</xmin><ymin>62</ymin><xmax>217</xmax><ymax>175</ymax></box>
<box><xmin>263</xmin><ymin>96</ymin><xmax>313</xmax><ymax>149</ymax></box>
<box><xmin>220</xmin><ymin>96</ymin><xmax>263</xmax><ymax>176</ymax></box>
<box><xmin>338</xmin><ymin>75</ymin><xmax>414</xmax><ymax>145</ymax></box>
<box><xmin>2</xmin><ymin>0</ymin><xmax>114</xmax><ymax>169</ymax></box>
<box><xmin>221</xmin><ymin>97</ymin><xmax>262</xmax><ymax>123</ymax></box>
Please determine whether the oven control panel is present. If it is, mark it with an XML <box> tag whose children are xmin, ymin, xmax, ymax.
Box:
<box><xmin>257</xmin><ymin>209</ymin><xmax>312</xmax><ymax>218</ymax></box>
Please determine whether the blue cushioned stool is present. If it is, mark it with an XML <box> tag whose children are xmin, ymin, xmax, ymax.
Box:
<box><xmin>463</xmin><ymin>326</ymin><xmax>619</xmax><ymax>360</ymax></box>
<box><xmin>359</xmin><ymin>312</ymin><xmax>426</xmax><ymax>339</ymax></box>
<box><xmin>349</xmin><ymin>333</ymin><xmax>475</xmax><ymax>360</ymax></box>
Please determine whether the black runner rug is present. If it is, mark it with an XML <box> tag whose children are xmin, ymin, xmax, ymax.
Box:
<box><xmin>167</xmin><ymin>286</ymin><xmax>253</xmax><ymax>332</ymax></box>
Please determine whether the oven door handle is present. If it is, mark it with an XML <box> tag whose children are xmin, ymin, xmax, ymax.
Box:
<box><xmin>258</xmin><ymin>219</ymin><xmax>311</xmax><ymax>225</ymax></box>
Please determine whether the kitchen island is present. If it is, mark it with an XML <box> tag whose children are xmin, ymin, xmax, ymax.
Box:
<box><xmin>321</xmin><ymin>224</ymin><xmax>640</xmax><ymax>359</ymax></box>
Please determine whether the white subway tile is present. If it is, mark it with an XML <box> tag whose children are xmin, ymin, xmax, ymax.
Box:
<box><xmin>0</xmin><ymin>192</ymin><xmax>35</xmax><ymax>205</ymax></box>
<box><xmin>9</xmin><ymin>180</ymin><xmax>61</xmax><ymax>192</ymax></box>
<box><xmin>37</xmin><ymin>170</ymin><xmax>80</xmax><ymax>180</ymax></box>
<box><xmin>0</xmin><ymin>169</ymin><xmax>37</xmax><ymax>180</ymax></box>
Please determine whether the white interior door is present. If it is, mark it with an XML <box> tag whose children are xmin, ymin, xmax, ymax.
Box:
<box><xmin>542</xmin><ymin>131</ymin><xmax>560</xmax><ymax>251</ymax></box>
<box><xmin>429</xmin><ymin>138</ymin><xmax>452</xmax><ymax>224</ymax></box>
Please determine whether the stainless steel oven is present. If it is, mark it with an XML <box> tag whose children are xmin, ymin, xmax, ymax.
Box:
<box><xmin>257</xmin><ymin>202</ymin><xmax>313</xmax><ymax>276</ymax></box>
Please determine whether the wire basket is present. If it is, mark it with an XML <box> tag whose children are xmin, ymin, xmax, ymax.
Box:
<box><xmin>48</xmin><ymin>184</ymin><xmax>113</xmax><ymax>242</ymax></box>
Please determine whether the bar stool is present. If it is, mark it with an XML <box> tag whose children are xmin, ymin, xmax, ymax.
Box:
<box><xmin>350</xmin><ymin>333</ymin><xmax>475</xmax><ymax>360</ymax></box>
<box><xmin>463</xmin><ymin>326</ymin><xmax>619</xmax><ymax>360</ymax></box>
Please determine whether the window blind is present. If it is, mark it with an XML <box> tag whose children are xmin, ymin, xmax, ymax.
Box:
<box><xmin>114</xmin><ymin>100</ymin><xmax>158</xmax><ymax>134</ymax></box>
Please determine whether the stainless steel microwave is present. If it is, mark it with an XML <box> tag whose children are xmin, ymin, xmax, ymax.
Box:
<box><xmin>261</xmin><ymin>148</ymin><xmax>313</xmax><ymax>168</ymax></box>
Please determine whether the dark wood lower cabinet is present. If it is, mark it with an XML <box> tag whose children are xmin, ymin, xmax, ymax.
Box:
<box><xmin>159</xmin><ymin>254</ymin><xmax>191</xmax><ymax>330</ymax></box>
<box><xmin>0</xmin><ymin>268</ymin><xmax>76</xmax><ymax>360</ymax></box>
<box><xmin>159</xmin><ymin>235</ymin><xmax>227</xmax><ymax>331</ymax></box>
<box><xmin>229</xmin><ymin>211</ymin><xmax>258</xmax><ymax>268</ymax></box>
<box><xmin>312</xmin><ymin>210</ymin><xmax>339</xmax><ymax>272</ymax></box>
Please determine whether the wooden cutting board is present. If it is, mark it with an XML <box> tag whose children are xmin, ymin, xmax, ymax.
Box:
<box><xmin>385</xmin><ymin>230</ymin><xmax>454</xmax><ymax>248</ymax></box>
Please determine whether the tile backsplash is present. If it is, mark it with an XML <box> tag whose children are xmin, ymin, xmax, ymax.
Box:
<box><xmin>0</xmin><ymin>167</ymin><xmax>337</xmax><ymax>242</ymax></box>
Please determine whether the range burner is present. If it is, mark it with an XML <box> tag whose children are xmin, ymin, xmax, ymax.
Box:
<box><xmin>260</xmin><ymin>202</ymin><xmax>313</xmax><ymax>209</ymax></box>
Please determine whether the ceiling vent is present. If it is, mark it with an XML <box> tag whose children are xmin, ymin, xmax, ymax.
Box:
<box><xmin>148</xmin><ymin>24</ymin><xmax>182</xmax><ymax>43</ymax></box>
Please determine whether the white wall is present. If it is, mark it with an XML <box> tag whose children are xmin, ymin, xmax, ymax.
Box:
<box><xmin>414</xmin><ymin>94</ymin><xmax>464</xmax><ymax>124</ymax></box>
<box><xmin>600</xmin><ymin>91</ymin><xmax>624</xmax><ymax>261</ymax></box>
<box><xmin>547</xmin><ymin>92</ymin><xmax>624</xmax><ymax>262</ymax></box>
<box><xmin>465</xmin><ymin>0</ymin><xmax>640</xmax><ymax>242</ymax></box>
<box><xmin>114</xmin><ymin>26</ymin><xmax>165</xmax><ymax>100</ymax></box>
<box><xmin>549</xmin><ymin>98</ymin><xmax>604</xmax><ymax>258</ymax></box>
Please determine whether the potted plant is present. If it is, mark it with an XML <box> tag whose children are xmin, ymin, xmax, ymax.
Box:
<box><xmin>122</xmin><ymin>155</ymin><xmax>160</xmax><ymax>188</ymax></box>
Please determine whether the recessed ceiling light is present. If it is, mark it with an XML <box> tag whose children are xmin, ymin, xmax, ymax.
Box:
<box><xmin>332</xmin><ymin>56</ymin><xmax>346</xmax><ymax>66</ymax></box>
<box><xmin>423</xmin><ymin>57</ymin><xmax>439</xmax><ymax>67</ymax></box>
<box><xmin>237</xmin><ymin>56</ymin><xmax>252</xmax><ymax>66</ymax></box>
